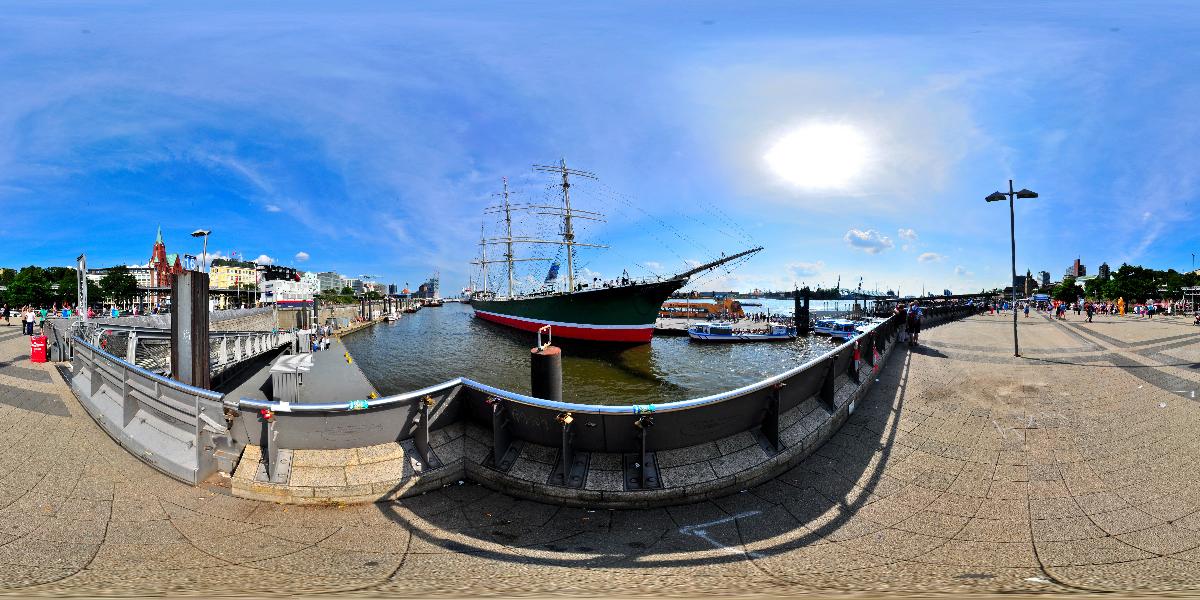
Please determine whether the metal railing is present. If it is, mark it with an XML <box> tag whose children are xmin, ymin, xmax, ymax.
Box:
<box><xmin>63</xmin><ymin>321</ymin><xmax>293</xmax><ymax>379</ymax></box>
<box><xmin>65</xmin><ymin>302</ymin><xmax>975</xmax><ymax>490</ymax></box>
<box><xmin>226</xmin><ymin>304</ymin><xmax>976</xmax><ymax>468</ymax></box>
<box><xmin>70</xmin><ymin>337</ymin><xmax>239</xmax><ymax>485</ymax></box>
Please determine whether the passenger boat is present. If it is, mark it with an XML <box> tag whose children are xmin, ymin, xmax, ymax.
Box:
<box><xmin>687</xmin><ymin>322</ymin><xmax>795</xmax><ymax>343</ymax></box>
<box><xmin>470</xmin><ymin>161</ymin><xmax>761</xmax><ymax>344</ymax></box>
<box><xmin>385</xmin><ymin>312</ymin><xmax>399</xmax><ymax>322</ymax></box>
<box><xmin>813</xmin><ymin>318</ymin><xmax>860</xmax><ymax>340</ymax></box>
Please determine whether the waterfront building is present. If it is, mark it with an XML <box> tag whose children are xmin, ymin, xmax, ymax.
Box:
<box><xmin>1098</xmin><ymin>262</ymin><xmax>1111</xmax><ymax>279</ymax></box>
<box><xmin>1038</xmin><ymin>270</ymin><xmax>1051</xmax><ymax>287</ymax></box>
<box><xmin>316</xmin><ymin>271</ymin><xmax>341</xmax><ymax>292</ymax></box>
<box><xmin>210</xmin><ymin>261</ymin><xmax>258</xmax><ymax>290</ymax></box>
<box><xmin>1066</xmin><ymin>258</ymin><xmax>1086</xmax><ymax>278</ymax></box>
<box><xmin>340</xmin><ymin>277</ymin><xmax>362</xmax><ymax>294</ymax></box>
<box><xmin>87</xmin><ymin>265</ymin><xmax>153</xmax><ymax>288</ymax></box>
<box><xmin>1013</xmin><ymin>274</ymin><xmax>1029</xmax><ymax>293</ymax></box>
<box><xmin>260</xmin><ymin>278</ymin><xmax>315</xmax><ymax>307</ymax></box>
<box><xmin>388</xmin><ymin>283</ymin><xmax>398</xmax><ymax>296</ymax></box>
<box><xmin>299</xmin><ymin>271</ymin><xmax>320</xmax><ymax>293</ymax></box>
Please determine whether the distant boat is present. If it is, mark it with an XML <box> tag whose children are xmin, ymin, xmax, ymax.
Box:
<box><xmin>470</xmin><ymin>160</ymin><xmax>761</xmax><ymax>343</ymax></box>
<box><xmin>813</xmin><ymin>318</ymin><xmax>860</xmax><ymax>340</ymax></box>
<box><xmin>687</xmin><ymin>322</ymin><xmax>795</xmax><ymax>343</ymax></box>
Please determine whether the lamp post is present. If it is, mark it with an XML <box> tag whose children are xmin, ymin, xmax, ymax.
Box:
<box><xmin>986</xmin><ymin>180</ymin><xmax>1038</xmax><ymax>357</ymax></box>
<box><xmin>190</xmin><ymin>229</ymin><xmax>212</xmax><ymax>272</ymax></box>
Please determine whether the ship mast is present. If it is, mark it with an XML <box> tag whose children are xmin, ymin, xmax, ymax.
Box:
<box><xmin>503</xmin><ymin>177</ymin><xmax>514</xmax><ymax>298</ymax></box>
<box><xmin>560</xmin><ymin>159</ymin><xmax>575</xmax><ymax>293</ymax></box>
<box><xmin>534</xmin><ymin>158</ymin><xmax>596</xmax><ymax>293</ymax></box>
<box><xmin>478</xmin><ymin>222</ymin><xmax>488</xmax><ymax>295</ymax></box>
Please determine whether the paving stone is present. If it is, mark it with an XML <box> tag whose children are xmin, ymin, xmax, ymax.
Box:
<box><xmin>289</xmin><ymin>466</ymin><xmax>348</xmax><ymax>487</ymax></box>
<box><xmin>10</xmin><ymin>311</ymin><xmax>1200</xmax><ymax>594</ymax></box>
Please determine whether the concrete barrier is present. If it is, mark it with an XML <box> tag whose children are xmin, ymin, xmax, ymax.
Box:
<box><xmin>70</xmin><ymin>338</ymin><xmax>242</xmax><ymax>485</ymax></box>
<box><xmin>225</xmin><ymin>304</ymin><xmax>978</xmax><ymax>506</ymax></box>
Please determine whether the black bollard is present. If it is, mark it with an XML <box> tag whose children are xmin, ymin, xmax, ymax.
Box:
<box><xmin>171</xmin><ymin>270</ymin><xmax>211</xmax><ymax>390</ymax></box>
<box><xmin>797</xmin><ymin>286</ymin><xmax>811</xmax><ymax>336</ymax></box>
<box><xmin>530</xmin><ymin>345</ymin><xmax>563</xmax><ymax>402</ymax></box>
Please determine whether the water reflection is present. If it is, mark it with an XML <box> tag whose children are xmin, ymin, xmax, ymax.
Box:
<box><xmin>343</xmin><ymin>302</ymin><xmax>838</xmax><ymax>405</ymax></box>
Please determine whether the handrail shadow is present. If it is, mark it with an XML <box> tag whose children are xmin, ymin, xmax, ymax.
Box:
<box><xmin>372</xmin><ymin>344</ymin><xmax>917</xmax><ymax>570</ymax></box>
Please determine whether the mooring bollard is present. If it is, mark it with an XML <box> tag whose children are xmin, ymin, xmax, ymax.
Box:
<box><xmin>530</xmin><ymin>325</ymin><xmax>562</xmax><ymax>402</ymax></box>
<box><xmin>796</xmin><ymin>286</ymin><xmax>811</xmax><ymax>336</ymax></box>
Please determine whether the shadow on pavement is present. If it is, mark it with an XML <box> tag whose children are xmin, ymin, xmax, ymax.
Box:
<box><xmin>372</xmin><ymin>348</ymin><xmax>915</xmax><ymax>570</ymax></box>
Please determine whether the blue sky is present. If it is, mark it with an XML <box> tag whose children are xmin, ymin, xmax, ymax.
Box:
<box><xmin>2</xmin><ymin>2</ymin><xmax>1199</xmax><ymax>295</ymax></box>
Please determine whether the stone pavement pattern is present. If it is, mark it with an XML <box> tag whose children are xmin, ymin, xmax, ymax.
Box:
<box><xmin>3</xmin><ymin>311</ymin><xmax>1200</xmax><ymax>595</ymax></box>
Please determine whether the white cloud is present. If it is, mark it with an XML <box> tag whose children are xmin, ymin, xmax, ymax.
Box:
<box><xmin>265</xmin><ymin>204</ymin><xmax>282</xmax><ymax>213</ymax></box>
<box><xmin>788</xmin><ymin>261</ymin><xmax>824</xmax><ymax>278</ymax></box>
<box><xmin>688</xmin><ymin>64</ymin><xmax>983</xmax><ymax>212</ymax></box>
<box><xmin>955</xmin><ymin>265</ymin><xmax>973</xmax><ymax>278</ymax></box>
<box><xmin>253</xmin><ymin>254</ymin><xmax>275</xmax><ymax>265</ymax></box>
<box><xmin>898</xmin><ymin>228</ymin><xmax>918</xmax><ymax>241</ymax></box>
<box><xmin>294</xmin><ymin>251</ymin><xmax>310</xmax><ymax>262</ymax></box>
<box><xmin>918</xmin><ymin>252</ymin><xmax>944</xmax><ymax>263</ymax></box>
<box><xmin>843</xmin><ymin>229</ymin><xmax>893</xmax><ymax>254</ymax></box>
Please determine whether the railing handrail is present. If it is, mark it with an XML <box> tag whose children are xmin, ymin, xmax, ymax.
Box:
<box><xmin>72</xmin><ymin>336</ymin><xmax>225</xmax><ymax>401</ymax></box>
<box><xmin>81</xmin><ymin>322</ymin><xmax>282</xmax><ymax>338</ymax></box>
<box><xmin>229</xmin><ymin>309</ymin><xmax>956</xmax><ymax>415</ymax></box>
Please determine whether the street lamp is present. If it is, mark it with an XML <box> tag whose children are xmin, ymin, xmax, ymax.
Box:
<box><xmin>985</xmin><ymin>180</ymin><xmax>1038</xmax><ymax>357</ymax></box>
<box><xmin>190</xmin><ymin>229</ymin><xmax>212</xmax><ymax>272</ymax></box>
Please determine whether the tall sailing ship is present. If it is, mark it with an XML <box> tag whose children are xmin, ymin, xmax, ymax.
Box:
<box><xmin>470</xmin><ymin>160</ymin><xmax>761</xmax><ymax>343</ymax></box>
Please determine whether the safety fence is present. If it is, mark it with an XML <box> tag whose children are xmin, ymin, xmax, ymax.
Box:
<box><xmin>52</xmin><ymin>320</ymin><xmax>293</xmax><ymax>381</ymax></box>
<box><xmin>67</xmin><ymin>304</ymin><xmax>975</xmax><ymax>490</ymax></box>
<box><xmin>228</xmin><ymin>304</ymin><xmax>977</xmax><ymax>484</ymax></box>
<box><xmin>71</xmin><ymin>337</ymin><xmax>240</xmax><ymax>485</ymax></box>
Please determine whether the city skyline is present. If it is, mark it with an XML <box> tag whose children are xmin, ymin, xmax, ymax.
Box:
<box><xmin>2</xmin><ymin>3</ymin><xmax>1199</xmax><ymax>294</ymax></box>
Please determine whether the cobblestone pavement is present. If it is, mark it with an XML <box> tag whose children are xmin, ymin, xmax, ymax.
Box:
<box><xmin>3</xmin><ymin>312</ymin><xmax>1200</xmax><ymax>596</ymax></box>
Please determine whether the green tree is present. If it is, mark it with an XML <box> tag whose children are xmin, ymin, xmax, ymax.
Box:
<box><xmin>86</xmin><ymin>280</ymin><xmax>104</xmax><ymax>307</ymax></box>
<box><xmin>51</xmin><ymin>269</ymin><xmax>80</xmax><ymax>305</ymax></box>
<box><xmin>341</xmin><ymin>286</ymin><xmax>354</xmax><ymax>295</ymax></box>
<box><xmin>1052</xmin><ymin>276</ymin><xmax>1082</xmax><ymax>302</ymax></box>
<box><xmin>99</xmin><ymin>266</ymin><xmax>139</xmax><ymax>305</ymax></box>
<box><xmin>6</xmin><ymin>266</ymin><xmax>52</xmax><ymax>306</ymax></box>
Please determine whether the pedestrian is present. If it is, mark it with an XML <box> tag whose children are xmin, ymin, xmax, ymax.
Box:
<box><xmin>1085</xmin><ymin>302</ymin><xmax>1094</xmax><ymax>323</ymax></box>
<box><xmin>1</xmin><ymin>304</ymin><xmax>8</xmax><ymax>327</ymax></box>
<box><xmin>24</xmin><ymin>306</ymin><xmax>36</xmax><ymax>336</ymax></box>
<box><xmin>1024</xmin><ymin>303</ymin><xmax>1030</xmax><ymax>318</ymax></box>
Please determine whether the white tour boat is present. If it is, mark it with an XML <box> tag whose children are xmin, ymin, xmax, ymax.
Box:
<box><xmin>687</xmin><ymin>322</ymin><xmax>796</xmax><ymax>343</ymax></box>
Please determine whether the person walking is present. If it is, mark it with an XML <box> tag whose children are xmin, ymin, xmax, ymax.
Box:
<box><xmin>1</xmin><ymin>304</ymin><xmax>9</xmax><ymax>327</ymax></box>
<box><xmin>1085</xmin><ymin>302</ymin><xmax>1094</xmax><ymax>323</ymax></box>
<box><xmin>24</xmin><ymin>306</ymin><xmax>36</xmax><ymax>336</ymax></box>
<box><xmin>1024</xmin><ymin>303</ymin><xmax>1030</xmax><ymax>318</ymax></box>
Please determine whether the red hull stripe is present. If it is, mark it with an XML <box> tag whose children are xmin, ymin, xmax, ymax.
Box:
<box><xmin>474</xmin><ymin>310</ymin><xmax>653</xmax><ymax>343</ymax></box>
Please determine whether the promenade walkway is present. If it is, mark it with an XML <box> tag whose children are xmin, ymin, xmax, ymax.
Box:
<box><xmin>219</xmin><ymin>336</ymin><xmax>377</xmax><ymax>403</ymax></box>
<box><xmin>3</xmin><ymin>312</ymin><xmax>1200</xmax><ymax>595</ymax></box>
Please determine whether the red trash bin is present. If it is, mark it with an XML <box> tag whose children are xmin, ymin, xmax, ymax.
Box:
<box><xmin>30</xmin><ymin>335</ymin><xmax>47</xmax><ymax>363</ymax></box>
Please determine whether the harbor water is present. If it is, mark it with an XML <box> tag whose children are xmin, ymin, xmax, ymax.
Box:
<box><xmin>342</xmin><ymin>301</ymin><xmax>844</xmax><ymax>406</ymax></box>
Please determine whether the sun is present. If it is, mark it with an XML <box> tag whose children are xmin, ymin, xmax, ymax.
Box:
<box><xmin>764</xmin><ymin>122</ymin><xmax>871</xmax><ymax>190</ymax></box>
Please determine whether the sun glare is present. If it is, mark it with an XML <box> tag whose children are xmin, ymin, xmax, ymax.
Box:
<box><xmin>764</xmin><ymin>122</ymin><xmax>871</xmax><ymax>190</ymax></box>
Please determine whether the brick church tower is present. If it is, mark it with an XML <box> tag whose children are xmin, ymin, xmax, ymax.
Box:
<box><xmin>149</xmin><ymin>226</ymin><xmax>183</xmax><ymax>288</ymax></box>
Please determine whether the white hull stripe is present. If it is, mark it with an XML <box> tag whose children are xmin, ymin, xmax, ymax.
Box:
<box><xmin>475</xmin><ymin>310</ymin><xmax>654</xmax><ymax>330</ymax></box>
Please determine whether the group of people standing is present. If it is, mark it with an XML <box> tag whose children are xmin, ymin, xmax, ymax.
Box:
<box><xmin>898</xmin><ymin>302</ymin><xmax>922</xmax><ymax>346</ymax></box>
<box><xmin>305</xmin><ymin>324</ymin><xmax>334</xmax><ymax>352</ymax></box>
<box><xmin>2</xmin><ymin>305</ymin><xmax>45</xmax><ymax>336</ymax></box>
